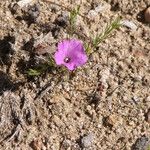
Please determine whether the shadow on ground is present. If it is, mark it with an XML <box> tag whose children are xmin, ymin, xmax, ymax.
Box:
<box><xmin>0</xmin><ymin>71</ymin><xmax>21</xmax><ymax>95</ymax></box>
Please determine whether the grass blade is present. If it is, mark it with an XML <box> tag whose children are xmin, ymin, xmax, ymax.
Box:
<box><xmin>93</xmin><ymin>17</ymin><xmax>122</xmax><ymax>48</ymax></box>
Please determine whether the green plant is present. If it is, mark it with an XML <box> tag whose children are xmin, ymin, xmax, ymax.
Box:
<box><xmin>27</xmin><ymin>4</ymin><xmax>122</xmax><ymax>76</ymax></box>
<box><xmin>92</xmin><ymin>17</ymin><xmax>121</xmax><ymax>48</ymax></box>
<box><xmin>27</xmin><ymin>55</ymin><xmax>55</xmax><ymax>76</ymax></box>
<box><xmin>69</xmin><ymin>5</ymin><xmax>80</xmax><ymax>36</ymax></box>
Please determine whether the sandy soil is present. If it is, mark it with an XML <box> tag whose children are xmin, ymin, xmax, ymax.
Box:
<box><xmin>0</xmin><ymin>0</ymin><xmax>150</xmax><ymax>150</ymax></box>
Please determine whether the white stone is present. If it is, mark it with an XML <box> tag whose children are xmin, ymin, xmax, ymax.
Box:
<box><xmin>95</xmin><ymin>4</ymin><xmax>110</xmax><ymax>13</ymax></box>
<box><xmin>17</xmin><ymin>0</ymin><xmax>34</xmax><ymax>7</ymax></box>
<box><xmin>87</xmin><ymin>10</ymin><xmax>98</xmax><ymax>20</ymax></box>
<box><xmin>81</xmin><ymin>133</ymin><xmax>95</xmax><ymax>148</ymax></box>
<box><xmin>121</xmin><ymin>20</ymin><xmax>137</xmax><ymax>31</ymax></box>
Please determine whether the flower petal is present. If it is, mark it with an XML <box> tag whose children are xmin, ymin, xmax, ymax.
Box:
<box><xmin>64</xmin><ymin>62</ymin><xmax>76</xmax><ymax>70</ymax></box>
<box><xmin>69</xmin><ymin>39</ymin><xmax>83</xmax><ymax>53</ymax></box>
<box><xmin>76</xmin><ymin>52</ymin><xmax>88</xmax><ymax>66</ymax></box>
<box><xmin>54</xmin><ymin>51</ymin><xmax>64</xmax><ymax>65</ymax></box>
<box><xmin>54</xmin><ymin>39</ymin><xmax>88</xmax><ymax>70</ymax></box>
<box><xmin>57</xmin><ymin>40</ymin><xmax>70</xmax><ymax>54</ymax></box>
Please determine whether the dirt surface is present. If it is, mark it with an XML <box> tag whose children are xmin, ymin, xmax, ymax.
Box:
<box><xmin>0</xmin><ymin>0</ymin><xmax>150</xmax><ymax>150</ymax></box>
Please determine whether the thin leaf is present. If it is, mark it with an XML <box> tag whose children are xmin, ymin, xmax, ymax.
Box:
<box><xmin>27</xmin><ymin>63</ymin><xmax>49</xmax><ymax>76</ymax></box>
<box><xmin>27</xmin><ymin>69</ymin><xmax>42</xmax><ymax>76</ymax></box>
<box><xmin>93</xmin><ymin>17</ymin><xmax>122</xmax><ymax>48</ymax></box>
<box><xmin>69</xmin><ymin>5</ymin><xmax>80</xmax><ymax>35</ymax></box>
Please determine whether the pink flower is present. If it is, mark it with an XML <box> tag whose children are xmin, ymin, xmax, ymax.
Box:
<box><xmin>54</xmin><ymin>39</ymin><xmax>88</xmax><ymax>70</ymax></box>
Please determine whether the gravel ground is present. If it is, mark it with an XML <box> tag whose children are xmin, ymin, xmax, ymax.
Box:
<box><xmin>0</xmin><ymin>0</ymin><xmax>150</xmax><ymax>150</ymax></box>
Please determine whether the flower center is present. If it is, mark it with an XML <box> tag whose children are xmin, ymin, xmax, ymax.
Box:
<box><xmin>64</xmin><ymin>57</ymin><xmax>71</xmax><ymax>63</ymax></box>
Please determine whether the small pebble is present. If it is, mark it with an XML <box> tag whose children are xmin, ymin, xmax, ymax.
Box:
<box><xmin>144</xmin><ymin>7</ymin><xmax>150</xmax><ymax>23</ymax></box>
<box><xmin>17</xmin><ymin>0</ymin><xmax>34</xmax><ymax>8</ymax></box>
<box><xmin>28</xmin><ymin>3</ymin><xmax>40</xmax><ymax>19</ymax></box>
<box><xmin>104</xmin><ymin>114</ymin><xmax>123</xmax><ymax>128</ymax></box>
<box><xmin>121</xmin><ymin>20</ymin><xmax>137</xmax><ymax>31</ymax></box>
<box><xmin>30</xmin><ymin>138</ymin><xmax>43</xmax><ymax>150</ymax></box>
<box><xmin>95</xmin><ymin>3</ymin><xmax>110</xmax><ymax>13</ymax></box>
<box><xmin>132</xmin><ymin>136</ymin><xmax>150</xmax><ymax>150</ymax></box>
<box><xmin>87</xmin><ymin>10</ymin><xmax>98</xmax><ymax>20</ymax></box>
<box><xmin>55</xmin><ymin>15</ymin><xmax>68</xmax><ymax>27</ymax></box>
<box><xmin>145</xmin><ymin>109</ymin><xmax>150</xmax><ymax>123</ymax></box>
<box><xmin>81</xmin><ymin>133</ymin><xmax>95</xmax><ymax>148</ymax></box>
<box><xmin>61</xmin><ymin>139</ymin><xmax>71</xmax><ymax>149</ymax></box>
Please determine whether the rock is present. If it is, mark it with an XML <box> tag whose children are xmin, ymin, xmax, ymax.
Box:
<box><xmin>52</xmin><ymin>115</ymin><xmax>64</xmax><ymax>127</ymax></box>
<box><xmin>81</xmin><ymin>133</ymin><xmax>95</xmax><ymax>148</ymax></box>
<box><xmin>95</xmin><ymin>3</ymin><xmax>111</xmax><ymax>13</ymax></box>
<box><xmin>121</xmin><ymin>20</ymin><xmax>137</xmax><ymax>31</ymax></box>
<box><xmin>132</xmin><ymin>136</ymin><xmax>150</xmax><ymax>150</ymax></box>
<box><xmin>104</xmin><ymin>114</ymin><xmax>123</xmax><ymax>128</ymax></box>
<box><xmin>145</xmin><ymin>109</ymin><xmax>150</xmax><ymax>123</ymax></box>
<box><xmin>100</xmin><ymin>68</ymin><xmax>110</xmax><ymax>86</ymax></box>
<box><xmin>34</xmin><ymin>32</ymin><xmax>56</xmax><ymax>55</ymax></box>
<box><xmin>61</xmin><ymin>139</ymin><xmax>71</xmax><ymax>149</ymax></box>
<box><xmin>30</xmin><ymin>138</ymin><xmax>43</xmax><ymax>150</ymax></box>
<box><xmin>27</xmin><ymin>3</ymin><xmax>40</xmax><ymax>23</ymax></box>
<box><xmin>87</xmin><ymin>10</ymin><xmax>98</xmax><ymax>20</ymax></box>
<box><xmin>87</xmin><ymin>2</ymin><xmax>111</xmax><ymax>20</ymax></box>
<box><xmin>54</xmin><ymin>15</ymin><xmax>68</xmax><ymax>27</ymax></box>
<box><xmin>144</xmin><ymin>7</ymin><xmax>150</xmax><ymax>23</ymax></box>
<box><xmin>17</xmin><ymin>0</ymin><xmax>35</xmax><ymax>8</ymax></box>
